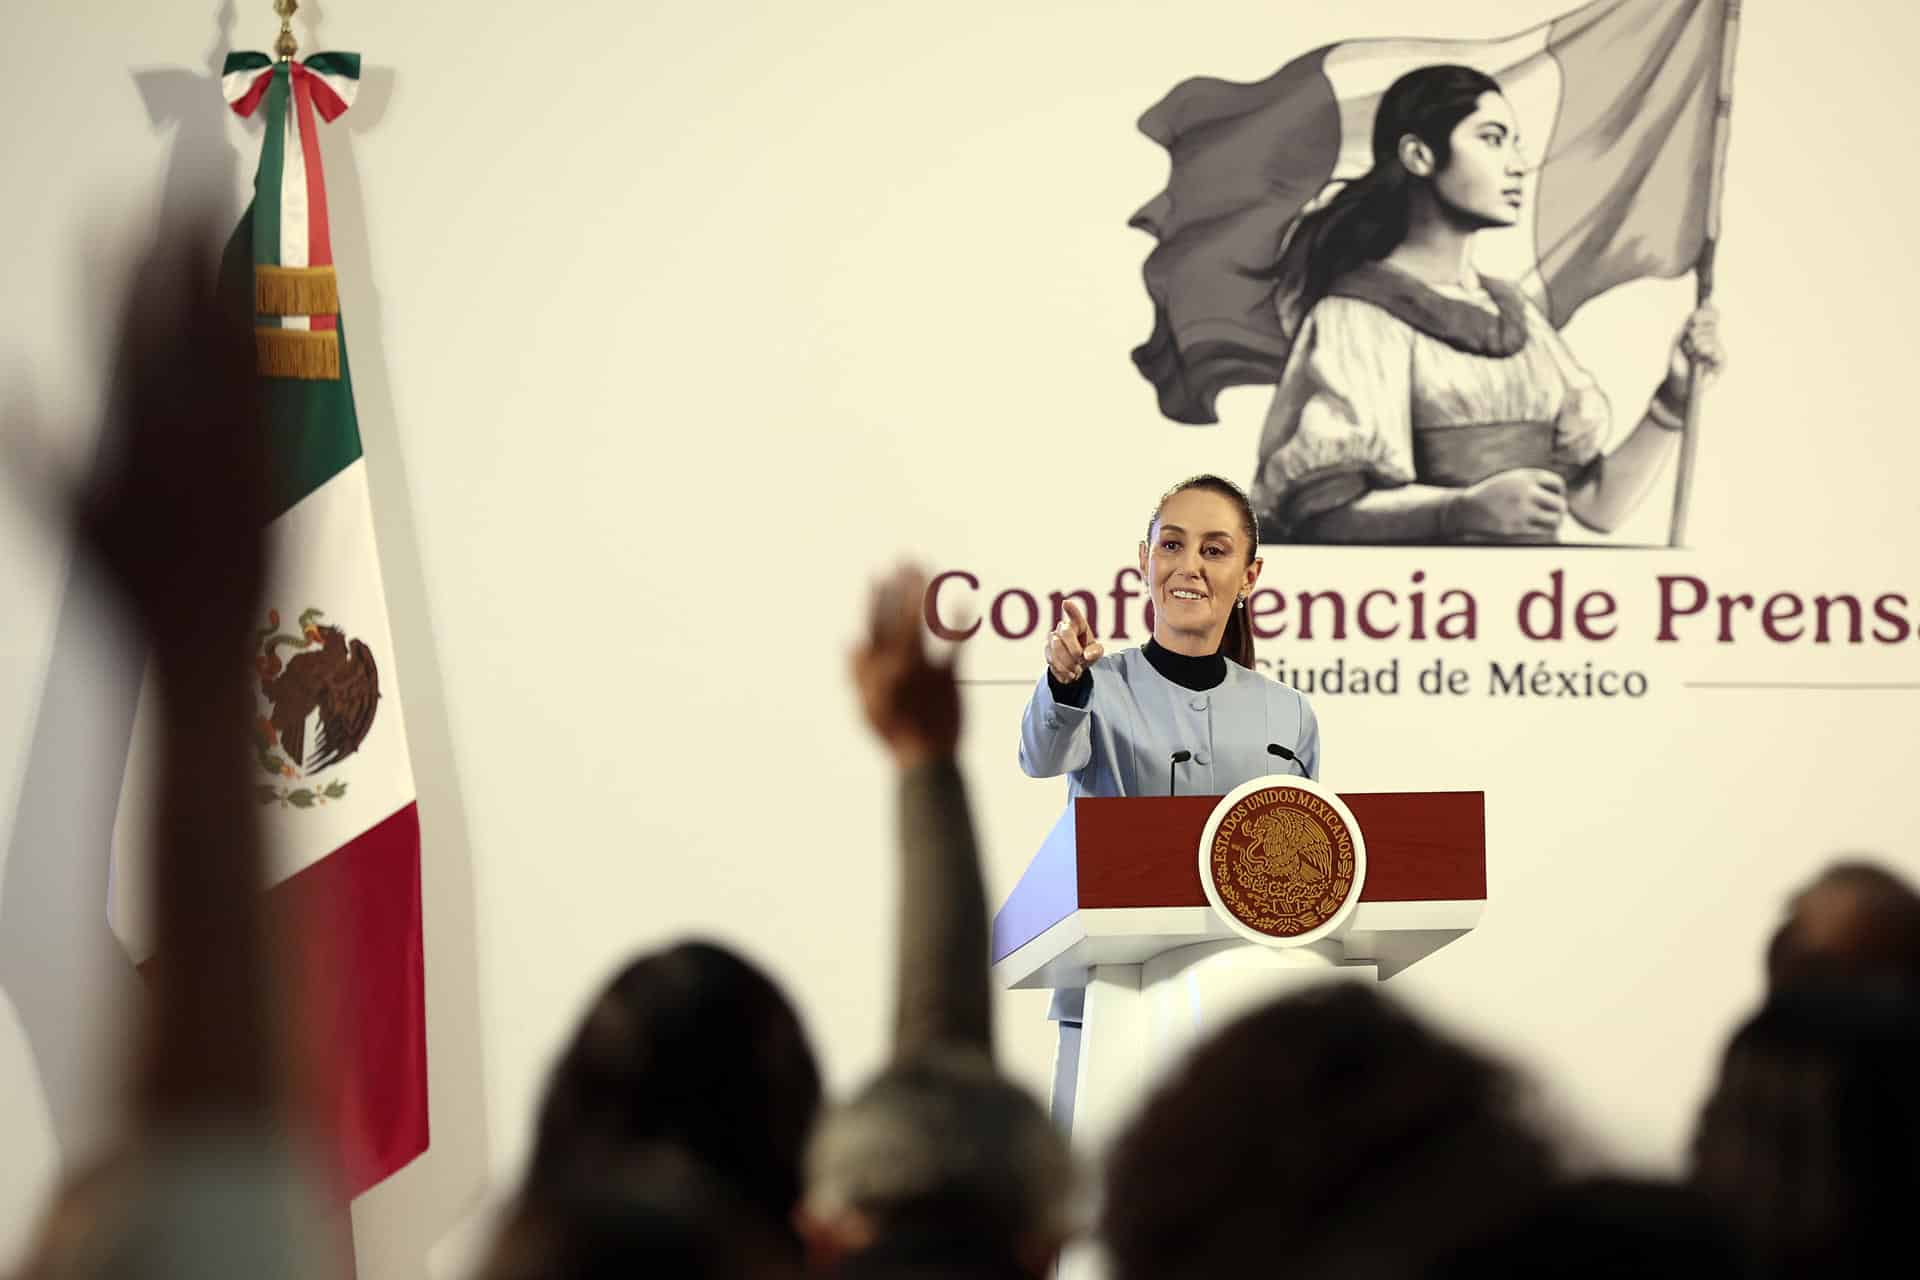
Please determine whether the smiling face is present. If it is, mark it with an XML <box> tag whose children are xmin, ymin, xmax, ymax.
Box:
<box><xmin>1138</xmin><ymin>487</ymin><xmax>1262</xmax><ymax>656</ymax></box>
<box><xmin>1428</xmin><ymin>91</ymin><xmax>1527</xmax><ymax>229</ymax></box>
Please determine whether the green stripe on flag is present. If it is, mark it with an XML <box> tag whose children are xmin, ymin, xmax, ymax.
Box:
<box><xmin>222</xmin><ymin>215</ymin><xmax>367</xmax><ymax>519</ymax></box>
<box><xmin>252</xmin><ymin>66</ymin><xmax>289</xmax><ymax>269</ymax></box>
<box><xmin>263</xmin><ymin>324</ymin><xmax>366</xmax><ymax>518</ymax></box>
<box><xmin>1129</xmin><ymin>46</ymin><xmax>1342</xmax><ymax>424</ymax></box>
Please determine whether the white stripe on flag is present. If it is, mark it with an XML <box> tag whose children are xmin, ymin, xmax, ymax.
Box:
<box><xmin>280</xmin><ymin>87</ymin><xmax>311</xmax><ymax>330</ymax></box>
<box><xmin>1320</xmin><ymin>24</ymin><xmax>1563</xmax><ymax>303</ymax></box>
<box><xmin>108</xmin><ymin>460</ymin><xmax>417</xmax><ymax>962</ymax></box>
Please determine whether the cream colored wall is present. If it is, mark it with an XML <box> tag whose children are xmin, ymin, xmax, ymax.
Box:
<box><xmin>3</xmin><ymin>0</ymin><xmax>1917</xmax><ymax>1274</ymax></box>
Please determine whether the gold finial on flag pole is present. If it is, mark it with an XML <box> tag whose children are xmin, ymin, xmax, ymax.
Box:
<box><xmin>273</xmin><ymin>0</ymin><xmax>300</xmax><ymax>61</ymax></box>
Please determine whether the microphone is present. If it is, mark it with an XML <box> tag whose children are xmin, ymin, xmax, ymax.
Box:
<box><xmin>1267</xmin><ymin>743</ymin><xmax>1310</xmax><ymax>779</ymax></box>
<box><xmin>1169</xmin><ymin>750</ymin><xmax>1192</xmax><ymax>796</ymax></box>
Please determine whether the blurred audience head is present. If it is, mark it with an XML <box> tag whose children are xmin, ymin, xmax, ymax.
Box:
<box><xmin>482</xmin><ymin>1146</ymin><xmax>794</xmax><ymax>1280</ymax></box>
<box><xmin>1691</xmin><ymin>986</ymin><xmax>1920</xmax><ymax>1277</ymax></box>
<box><xmin>1102</xmin><ymin>982</ymin><xmax>1556</xmax><ymax>1280</ymax></box>
<box><xmin>20</xmin><ymin>1137</ymin><xmax>345</xmax><ymax>1280</ymax></box>
<box><xmin>800</xmin><ymin>1050</ymin><xmax>1074</xmax><ymax>1278</ymax></box>
<box><xmin>526</xmin><ymin>941</ymin><xmax>821</xmax><ymax>1248</ymax></box>
<box><xmin>1765</xmin><ymin>860</ymin><xmax>1920</xmax><ymax>992</ymax></box>
<box><xmin>1431</xmin><ymin>1177</ymin><xmax>1747</xmax><ymax>1279</ymax></box>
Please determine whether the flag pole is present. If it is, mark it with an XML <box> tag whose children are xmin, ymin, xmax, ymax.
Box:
<box><xmin>273</xmin><ymin>0</ymin><xmax>300</xmax><ymax>61</ymax></box>
<box><xmin>1668</xmin><ymin>0</ymin><xmax>1743</xmax><ymax>548</ymax></box>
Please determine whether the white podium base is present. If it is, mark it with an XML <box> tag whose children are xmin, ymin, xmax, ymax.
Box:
<box><xmin>1052</xmin><ymin>939</ymin><xmax>1378</xmax><ymax>1280</ymax></box>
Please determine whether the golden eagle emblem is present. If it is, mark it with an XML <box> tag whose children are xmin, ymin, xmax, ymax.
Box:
<box><xmin>1206</xmin><ymin>785</ymin><xmax>1358</xmax><ymax>939</ymax></box>
<box><xmin>249</xmin><ymin>607</ymin><xmax>380</xmax><ymax>809</ymax></box>
<box><xmin>1234</xmin><ymin>809</ymin><xmax>1334</xmax><ymax>887</ymax></box>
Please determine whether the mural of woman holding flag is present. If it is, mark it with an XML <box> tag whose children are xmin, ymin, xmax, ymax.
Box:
<box><xmin>1131</xmin><ymin>0</ymin><xmax>1739</xmax><ymax>546</ymax></box>
<box><xmin>1251</xmin><ymin>63</ymin><xmax>1724</xmax><ymax>543</ymax></box>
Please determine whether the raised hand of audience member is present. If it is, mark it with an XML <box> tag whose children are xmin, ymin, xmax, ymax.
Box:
<box><xmin>851</xmin><ymin>565</ymin><xmax>960</xmax><ymax>769</ymax></box>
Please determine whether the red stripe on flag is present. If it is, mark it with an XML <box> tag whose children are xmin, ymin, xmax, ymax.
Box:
<box><xmin>271</xmin><ymin>802</ymin><xmax>429</xmax><ymax>1198</ymax></box>
<box><xmin>290</xmin><ymin>66</ymin><xmax>339</xmax><ymax>332</ymax></box>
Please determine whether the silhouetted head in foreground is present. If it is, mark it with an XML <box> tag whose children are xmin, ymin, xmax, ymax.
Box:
<box><xmin>801</xmin><ymin>1051</ymin><xmax>1074</xmax><ymax>1280</ymax></box>
<box><xmin>1765</xmin><ymin>859</ymin><xmax>1920</xmax><ymax>993</ymax></box>
<box><xmin>482</xmin><ymin>1147</ymin><xmax>796</xmax><ymax>1280</ymax></box>
<box><xmin>1433</xmin><ymin>1177</ymin><xmax>1747</xmax><ymax>1279</ymax></box>
<box><xmin>1692</xmin><ymin>986</ymin><xmax>1920</xmax><ymax>1277</ymax></box>
<box><xmin>1103</xmin><ymin>982</ymin><xmax>1556</xmax><ymax>1280</ymax></box>
<box><xmin>526</xmin><ymin>941</ymin><xmax>821</xmax><ymax>1249</ymax></box>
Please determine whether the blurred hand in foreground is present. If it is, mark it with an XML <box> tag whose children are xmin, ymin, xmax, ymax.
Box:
<box><xmin>9</xmin><ymin>219</ymin><xmax>268</xmax><ymax>685</ymax></box>
<box><xmin>851</xmin><ymin>565</ymin><xmax>961</xmax><ymax>769</ymax></box>
<box><xmin>7</xmin><ymin>214</ymin><xmax>280</xmax><ymax>1119</ymax></box>
<box><xmin>10</xmin><ymin>216</ymin><xmax>345</xmax><ymax>1279</ymax></box>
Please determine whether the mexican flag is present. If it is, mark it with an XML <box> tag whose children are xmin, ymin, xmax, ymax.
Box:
<box><xmin>108</xmin><ymin>49</ymin><xmax>428</xmax><ymax>1198</ymax></box>
<box><xmin>1132</xmin><ymin>0</ymin><xmax>1734</xmax><ymax>424</ymax></box>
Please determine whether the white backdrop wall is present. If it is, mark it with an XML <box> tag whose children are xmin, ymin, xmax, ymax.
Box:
<box><xmin>3</xmin><ymin>1</ymin><xmax>1918</xmax><ymax>1274</ymax></box>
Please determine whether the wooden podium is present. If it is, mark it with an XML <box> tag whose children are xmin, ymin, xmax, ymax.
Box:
<box><xmin>992</xmin><ymin>789</ymin><xmax>1487</xmax><ymax>1157</ymax></box>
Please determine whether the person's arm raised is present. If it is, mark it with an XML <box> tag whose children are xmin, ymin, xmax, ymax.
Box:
<box><xmin>9</xmin><ymin>217</ymin><xmax>357</xmax><ymax>1280</ymax></box>
<box><xmin>1020</xmin><ymin>599</ymin><xmax>1103</xmax><ymax>776</ymax></box>
<box><xmin>1569</xmin><ymin>306</ymin><xmax>1725</xmax><ymax>534</ymax></box>
<box><xmin>78</xmin><ymin>230</ymin><xmax>284</xmax><ymax>1123</ymax></box>
<box><xmin>852</xmin><ymin>566</ymin><xmax>992</xmax><ymax>1062</ymax></box>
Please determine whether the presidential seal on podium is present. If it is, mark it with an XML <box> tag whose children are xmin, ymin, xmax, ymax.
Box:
<box><xmin>1199</xmin><ymin>776</ymin><xmax>1367</xmax><ymax>947</ymax></box>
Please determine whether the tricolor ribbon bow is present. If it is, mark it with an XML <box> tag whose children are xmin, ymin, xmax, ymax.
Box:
<box><xmin>222</xmin><ymin>50</ymin><xmax>360</xmax><ymax>121</ymax></box>
<box><xmin>220</xmin><ymin>51</ymin><xmax>363</xmax><ymax>381</ymax></box>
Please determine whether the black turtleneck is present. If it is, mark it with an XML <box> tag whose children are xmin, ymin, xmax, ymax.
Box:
<box><xmin>1142</xmin><ymin>637</ymin><xmax>1227</xmax><ymax>691</ymax></box>
<box><xmin>1048</xmin><ymin>637</ymin><xmax>1226</xmax><ymax>708</ymax></box>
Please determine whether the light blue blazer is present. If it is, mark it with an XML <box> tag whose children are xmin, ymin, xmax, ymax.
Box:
<box><xmin>1018</xmin><ymin>646</ymin><xmax>1320</xmax><ymax>799</ymax></box>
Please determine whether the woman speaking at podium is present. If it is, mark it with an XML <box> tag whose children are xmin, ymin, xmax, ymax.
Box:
<box><xmin>1019</xmin><ymin>474</ymin><xmax>1320</xmax><ymax>799</ymax></box>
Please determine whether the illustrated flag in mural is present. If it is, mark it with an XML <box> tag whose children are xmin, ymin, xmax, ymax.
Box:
<box><xmin>109</xmin><ymin>48</ymin><xmax>429</xmax><ymax>1198</ymax></box>
<box><xmin>1132</xmin><ymin>0</ymin><xmax>1731</xmax><ymax>424</ymax></box>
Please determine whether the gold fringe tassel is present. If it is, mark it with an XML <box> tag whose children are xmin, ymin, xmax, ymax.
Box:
<box><xmin>255</xmin><ymin>265</ymin><xmax>340</xmax><ymax>317</ymax></box>
<box><xmin>255</xmin><ymin>328</ymin><xmax>342</xmax><ymax>381</ymax></box>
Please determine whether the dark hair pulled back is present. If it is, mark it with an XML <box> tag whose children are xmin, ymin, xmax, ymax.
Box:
<box><xmin>1148</xmin><ymin>474</ymin><xmax>1260</xmax><ymax>669</ymax></box>
<box><xmin>1271</xmin><ymin>65</ymin><xmax>1503</xmax><ymax>326</ymax></box>
<box><xmin>526</xmin><ymin>941</ymin><xmax>821</xmax><ymax>1246</ymax></box>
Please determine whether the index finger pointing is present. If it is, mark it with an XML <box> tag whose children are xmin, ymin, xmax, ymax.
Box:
<box><xmin>1062</xmin><ymin>599</ymin><xmax>1089</xmax><ymax>636</ymax></box>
